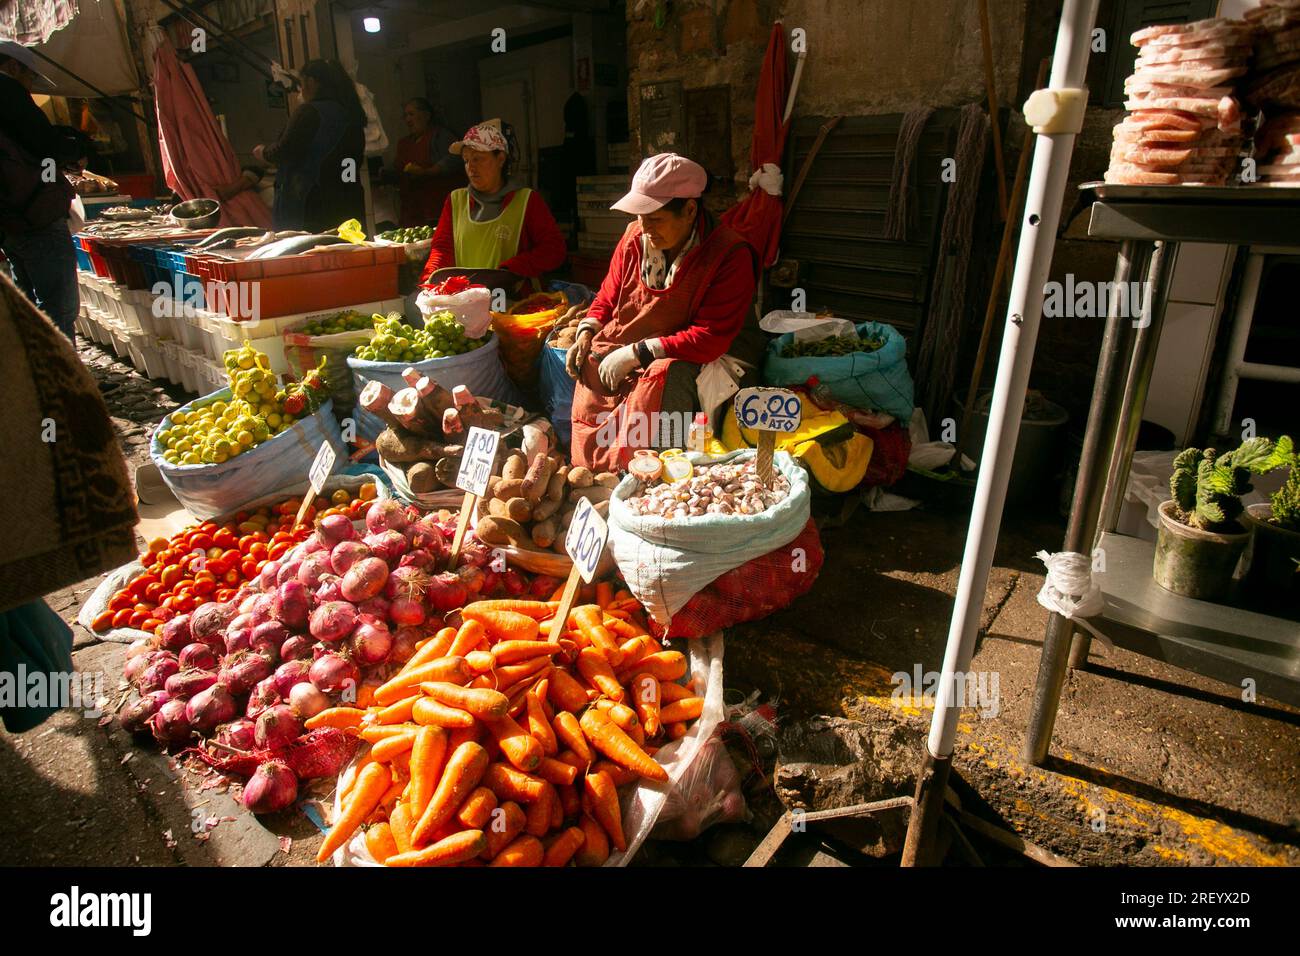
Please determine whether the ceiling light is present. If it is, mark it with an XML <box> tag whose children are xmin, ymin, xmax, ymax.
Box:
<box><xmin>363</xmin><ymin>16</ymin><xmax>381</xmax><ymax>33</ymax></box>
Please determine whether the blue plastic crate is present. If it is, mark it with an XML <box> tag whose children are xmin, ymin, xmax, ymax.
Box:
<box><xmin>73</xmin><ymin>235</ymin><xmax>92</xmax><ymax>272</ymax></box>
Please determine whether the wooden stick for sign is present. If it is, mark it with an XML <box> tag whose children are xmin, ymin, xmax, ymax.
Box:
<box><xmin>756</xmin><ymin>431</ymin><xmax>775</xmax><ymax>486</ymax></box>
<box><xmin>447</xmin><ymin>491</ymin><xmax>477</xmax><ymax>568</ymax></box>
<box><xmin>293</xmin><ymin>489</ymin><xmax>316</xmax><ymax>529</ymax></box>
<box><xmin>550</xmin><ymin>565</ymin><xmax>583</xmax><ymax>643</ymax></box>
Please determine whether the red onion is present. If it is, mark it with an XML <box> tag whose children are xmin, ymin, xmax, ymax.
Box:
<box><xmin>254</xmin><ymin>703</ymin><xmax>301</xmax><ymax>751</ymax></box>
<box><xmin>122</xmin><ymin>654</ymin><xmax>149</xmax><ymax>685</ymax></box>
<box><xmin>251</xmin><ymin>620</ymin><xmax>290</xmax><ymax>658</ymax></box>
<box><xmin>164</xmin><ymin>668</ymin><xmax>217</xmax><ymax>700</ymax></box>
<box><xmin>276</xmin><ymin>556</ymin><xmax>303</xmax><ymax>587</ymax></box>
<box><xmin>330</xmin><ymin>540</ymin><xmax>371</xmax><ymax>576</ymax></box>
<box><xmin>310</xmin><ymin>651</ymin><xmax>358</xmax><ymax>694</ymax></box>
<box><xmin>218</xmin><ymin>650</ymin><xmax>273</xmax><ymax>696</ymax></box>
<box><xmin>138</xmin><ymin>657</ymin><xmax>179</xmax><ymax>694</ymax></box>
<box><xmin>179</xmin><ymin>642</ymin><xmax>218</xmax><ymax>671</ymax></box>
<box><xmin>530</xmin><ymin>574</ymin><xmax>562</xmax><ymax>598</ymax></box>
<box><xmin>478</xmin><ymin>567</ymin><xmax>500</xmax><ymax>596</ymax></box>
<box><xmin>224</xmin><ymin>626</ymin><xmax>252</xmax><ymax>656</ymax></box>
<box><xmin>357</xmin><ymin>595</ymin><xmax>390</xmax><ymax>621</ymax></box>
<box><xmin>365</xmin><ymin>498</ymin><xmax>409</xmax><ymax>535</ymax></box>
<box><xmin>257</xmin><ymin>560</ymin><xmax>281</xmax><ymax>591</ymax></box>
<box><xmin>350</xmin><ymin>617</ymin><xmax>393</xmax><ymax>666</ymax></box>
<box><xmin>457</xmin><ymin>565</ymin><xmax>485</xmax><ymax>596</ymax></box>
<box><xmin>315</xmin><ymin>576</ymin><xmax>344</xmax><ymax>604</ymax></box>
<box><xmin>151</xmin><ymin>699</ymin><xmax>193</xmax><ymax>746</ymax></box>
<box><xmin>302</xmin><ymin>534</ymin><xmax>326</xmax><ymax>555</ymax></box>
<box><xmin>388</xmin><ymin>595</ymin><xmax>426</xmax><ymax>628</ymax></box>
<box><xmin>189</xmin><ymin>601</ymin><xmax>235</xmax><ymax>644</ymax></box>
<box><xmin>272</xmin><ymin>659</ymin><xmax>312</xmax><ymax>697</ymax></box>
<box><xmin>186</xmin><ymin>683</ymin><xmax>237</xmax><ymax>733</ymax></box>
<box><xmin>363</xmin><ymin>529</ymin><xmax>408</xmax><ymax>564</ymax></box>
<box><xmin>242</xmin><ymin>759</ymin><xmax>298</xmax><ymax>814</ymax></box>
<box><xmin>120</xmin><ymin>691</ymin><xmax>169</xmax><ymax>734</ymax></box>
<box><xmin>499</xmin><ymin>569</ymin><xmax>528</xmax><ymax>597</ymax></box>
<box><xmin>228</xmin><ymin>611</ymin><xmax>254</xmax><ymax>633</ymax></box>
<box><xmin>288</xmin><ymin>681</ymin><xmax>330</xmax><ymax>719</ymax></box>
<box><xmin>214</xmin><ymin>718</ymin><xmax>257</xmax><ymax>751</ymax></box>
<box><xmin>389</xmin><ymin>626</ymin><xmax>424</xmax><ymax>666</ymax></box>
<box><xmin>426</xmin><ymin>571</ymin><xmax>468</xmax><ymax>612</ymax></box>
<box><xmin>317</xmin><ymin>513</ymin><xmax>356</xmax><ymax>547</ymax></box>
<box><xmin>385</xmin><ymin>565</ymin><xmax>429</xmax><ymax>601</ymax></box>
<box><xmin>309</xmin><ymin>601</ymin><xmax>357</xmax><ymax>643</ymax></box>
<box><xmin>249</xmin><ymin>592</ymin><xmax>277</xmax><ymax>627</ymax></box>
<box><xmin>157</xmin><ymin>614</ymin><xmax>192</xmax><ymax>652</ymax></box>
<box><xmin>246</xmin><ymin>675</ymin><xmax>281</xmax><ymax>720</ymax></box>
<box><xmin>398</xmin><ymin>548</ymin><xmax>435</xmax><ymax>570</ymax></box>
<box><xmin>297</xmin><ymin>552</ymin><xmax>334</xmax><ymax>590</ymax></box>
<box><xmin>342</xmin><ymin>557</ymin><xmax>388</xmax><ymax>603</ymax></box>
<box><xmin>280</xmin><ymin>727</ymin><xmax>358</xmax><ymax>780</ymax></box>
<box><xmin>280</xmin><ymin>635</ymin><xmax>313</xmax><ymax>661</ymax></box>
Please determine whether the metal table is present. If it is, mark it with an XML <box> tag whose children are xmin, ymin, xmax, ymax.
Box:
<box><xmin>1023</xmin><ymin>185</ymin><xmax>1300</xmax><ymax>764</ymax></box>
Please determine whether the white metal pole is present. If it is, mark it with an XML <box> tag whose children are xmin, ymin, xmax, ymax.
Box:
<box><xmin>926</xmin><ymin>0</ymin><xmax>1101</xmax><ymax>761</ymax></box>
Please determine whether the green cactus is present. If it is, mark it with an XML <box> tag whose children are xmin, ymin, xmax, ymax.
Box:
<box><xmin>1268</xmin><ymin>435</ymin><xmax>1299</xmax><ymax>531</ymax></box>
<box><xmin>1169</xmin><ymin>436</ymin><xmax>1290</xmax><ymax>532</ymax></box>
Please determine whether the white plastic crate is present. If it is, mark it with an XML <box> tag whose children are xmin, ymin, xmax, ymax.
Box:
<box><xmin>196</xmin><ymin>298</ymin><xmax>404</xmax><ymax>369</ymax></box>
<box><xmin>126</xmin><ymin>329</ymin><xmax>168</xmax><ymax>380</ymax></box>
<box><xmin>101</xmin><ymin>281</ymin><xmax>141</xmax><ymax>332</ymax></box>
<box><xmin>180</xmin><ymin>346</ymin><xmax>202</xmax><ymax>394</ymax></box>
<box><xmin>89</xmin><ymin>308</ymin><xmax>113</xmax><ymax>347</ymax></box>
<box><xmin>108</xmin><ymin>319</ymin><xmax>131</xmax><ymax>359</ymax></box>
<box><xmin>160</xmin><ymin>340</ymin><xmax>186</xmax><ymax>387</ymax></box>
<box><xmin>129</xmin><ymin>289</ymin><xmax>163</xmax><ymax>338</ymax></box>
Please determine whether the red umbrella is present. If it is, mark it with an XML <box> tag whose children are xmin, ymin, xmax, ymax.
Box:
<box><xmin>153</xmin><ymin>39</ymin><xmax>271</xmax><ymax>229</ymax></box>
<box><xmin>720</xmin><ymin>22</ymin><xmax>790</xmax><ymax>268</ymax></box>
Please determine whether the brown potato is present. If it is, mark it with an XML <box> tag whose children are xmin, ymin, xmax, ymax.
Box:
<box><xmin>567</xmin><ymin>467</ymin><xmax>594</xmax><ymax>488</ymax></box>
<box><xmin>505</xmin><ymin>497</ymin><xmax>533</xmax><ymax>523</ymax></box>
<box><xmin>476</xmin><ymin>516</ymin><xmax>526</xmax><ymax>547</ymax></box>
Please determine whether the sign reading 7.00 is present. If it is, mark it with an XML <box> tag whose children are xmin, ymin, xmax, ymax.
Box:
<box><xmin>734</xmin><ymin>387</ymin><xmax>803</xmax><ymax>434</ymax></box>
<box><xmin>565</xmin><ymin>496</ymin><xmax>608</xmax><ymax>583</ymax></box>
<box><xmin>455</xmin><ymin>427</ymin><xmax>500</xmax><ymax>498</ymax></box>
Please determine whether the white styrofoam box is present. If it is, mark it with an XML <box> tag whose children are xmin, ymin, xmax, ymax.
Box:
<box><xmin>176</xmin><ymin>309</ymin><xmax>206</xmax><ymax>353</ymax></box>
<box><xmin>178</xmin><ymin>346</ymin><xmax>201</xmax><ymax>394</ymax></box>
<box><xmin>79</xmin><ymin>273</ymin><xmax>106</xmax><ymax>314</ymax></box>
<box><xmin>108</xmin><ymin>319</ymin><xmax>132</xmax><ymax>359</ymax></box>
<box><xmin>102</xmin><ymin>280</ymin><xmax>142</xmax><ymax>332</ymax></box>
<box><xmin>161</xmin><ymin>340</ymin><xmax>185</xmax><ymax>386</ymax></box>
<box><xmin>129</xmin><ymin>289</ymin><xmax>163</xmax><ymax>338</ymax></box>
<box><xmin>126</xmin><ymin>329</ymin><xmax>168</xmax><ymax>380</ymax></box>
<box><xmin>89</xmin><ymin>308</ymin><xmax>113</xmax><ymax>347</ymax></box>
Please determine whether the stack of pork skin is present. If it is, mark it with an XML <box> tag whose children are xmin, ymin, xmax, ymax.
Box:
<box><xmin>1106</xmin><ymin>18</ymin><xmax>1251</xmax><ymax>186</ymax></box>
<box><xmin>1245</xmin><ymin>0</ymin><xmax>1300</xmax><ymax>185</ymax></box>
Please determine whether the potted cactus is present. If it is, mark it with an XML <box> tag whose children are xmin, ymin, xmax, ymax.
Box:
<box><xmin>1243</xmin><ymin>436</ymin><xmax>1299</xmax><ymax>612</ymax></box>
<box><xmin>1154</xmin><ymin>437</ymin><xmax>1289</xmax><ymax>601</ymax></box>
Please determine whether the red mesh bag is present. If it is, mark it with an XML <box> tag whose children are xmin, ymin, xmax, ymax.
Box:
<box><xmin>858</xmin><ymin>421</ymin><xmax>911</xmax><ymax>487</ymax></box>
<box><xmin>654</xmin><ymin>517</ymin><xmax>824</xmax><ymax>639</ymax></box>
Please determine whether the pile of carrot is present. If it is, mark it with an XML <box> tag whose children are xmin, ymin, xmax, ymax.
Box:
<box><xmin>311</xmin><ymin>586</ymin><xmax>704</xmax><ymax>867</ymax></box>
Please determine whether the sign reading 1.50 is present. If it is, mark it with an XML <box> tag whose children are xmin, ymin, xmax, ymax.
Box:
<box><xmin>735</xmin><ymin>387</ymin><xmax>803</xmax><ymax>434</ymax></box>
<box><xmin>455</xmin><ymin>427</ymin><xmax>499</xmax><ymax>498</ymax></box>
<box><xmin>564</xmin><ymin>496</ymin><xmax>608</xmax><ymax>583</ymax></box>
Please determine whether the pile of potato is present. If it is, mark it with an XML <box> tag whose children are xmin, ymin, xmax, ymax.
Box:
<box><xmin>548</xmin><ymin>306</ymin><xmax>590</xmax><ymax>352</ymax></box>
<box><xmin>475</xmin><ymin>453</ymin><xmax>619</xmax><ymax>554</ymax></box>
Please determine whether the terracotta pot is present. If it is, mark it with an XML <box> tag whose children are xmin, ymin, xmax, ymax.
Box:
<box><xmin>1152</xmin><ymin>500</ymin><xmax>1249</xmax><ymax>602</ymax></box>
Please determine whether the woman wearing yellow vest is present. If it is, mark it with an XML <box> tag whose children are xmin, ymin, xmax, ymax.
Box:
<box><xmin>418</xmin><ymin>119</ymin><xmax>567</xmax><ymax>289</ymax></box>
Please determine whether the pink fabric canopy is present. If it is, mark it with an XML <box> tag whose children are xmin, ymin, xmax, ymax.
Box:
<box><xmin>153</xmin><ymin>39</ymin><xmax>271</xmax><ymax>229</ymax></box>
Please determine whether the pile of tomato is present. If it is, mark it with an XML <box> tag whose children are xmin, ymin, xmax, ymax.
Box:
<box><xmin>91</xmin><ymin>482</ymin><xmax>380</xmax><ymax>635</ymax></box>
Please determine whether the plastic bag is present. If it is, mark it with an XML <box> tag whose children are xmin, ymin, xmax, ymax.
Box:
<box><xmin>608</xmin><ymin>449</ymin><xmax>811</xmax><ymax>626</ymax></box>
<box><xmin>764</xmin><ymin>319</ymin><xmax>915</xmax><ymax>420</ymax></box>
<box><xmin>347</xmin><ymin>335</ymin><xmax>517</xmax><ymax>441</ymax></box>
<box><xmin>149</xmin><ymin>391</ymin><xmax>346</xmax><ymax>521</ymax></box>
<box><xmin>696</xmin><ymin>355</ymin><xmax>745</xmax><ymax>430</ymax></box>
<box><xmin>538</xmin><ymin>337</ymin><xmax>576</xmax><ymax>449</ymax></box>
<box><xmin>332</xmin><ymin>632</ymin><xmax>727</xmax><ymax>866</ymax></box>
<box><xmin>283</xmin><ymin>320</ymin><xmax>376</xmax><ymax>415</ymax></box>
<box><xmin>415</xmin><ymin>286</ymin><xmax>491</xmax><ymax>338</ymax></box>
<box><xmin>649</xmin><ymin>732</ymin><xmax>748</xmax><ymax>841</ymax></box>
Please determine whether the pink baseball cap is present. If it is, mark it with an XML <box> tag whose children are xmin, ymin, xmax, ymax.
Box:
<box><xmin>611</xmin><ymin>153</ymin><xmax>707</xmax><ymax>214</ymax></box>
<box><xmin>450</xmin><ymin>119</ymin><xmax>508</xmax><ymax>155</ymax></box>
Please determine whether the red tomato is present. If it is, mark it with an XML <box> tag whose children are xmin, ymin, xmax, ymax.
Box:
<box><xmin>214</xmin><ymin>588</ymin><xmax>235</xmax><ymax>602</ymax></box>
<box><xmin>267</xmin><ymin>541</ymin><xmax>290</xmax><ymax>560</ymax></box>
<box><xmin>109</xmin><ymin>593</ymin><xmax>133</xmax><ymax>612</ymax></box>
<box><xmin>128</xmin><ymin>610</ymin><xmax>150</xmax><ymax>629</ymax></box>
<box><xmin>240</xmin><ymin>558</ymin><xmax>259</xmax><ymax>580</ymax></box>
<box><xmin>160</xmin><ymin>565</ymin><xmax>183</xmax><ymax>588</ymax></box>
<box><xmin>111</xmin><ymin>609</ymin><xmax>133</xmax><ymax>628</ymax></box>
<box><xmin>193</xmin><ymin>578</ymin><xmax>217</xmax><ymax>597</ymax></box>
<box><xmin>270</xmin><ymin>531</ymin><xmax>293</xmax><ymax>545</ymax></box>
<box><xmin>223</xmin><ymin>567</ymin><xmax>241</xmax><ymax>586</ymax></box>
<box><xmin>144</xmin><ymin>582</ymin><xmax>165</xmax><ymax>603</ymax></box>
<box><xmin>212</xmin><ymin>528</ymin><xmax>238</xmax><ymax>550</ymax></box>
<box><xmin>206</xmin><ymin>559</ymin><xmax>230</xmax><ymax>579</ymax></box>
<box><xmin>172</xmin><ymin>594</ymin><xmax>197</xmax><ymax>613</ymax></box>
<box><xmin>248</xmin><ymin>542</ymin><xmax>268</xmax><ymax>561</ymax></box>
<box><xmin>188</xmin><ymin>533</ymin><xmax>214</xmax><ymax>552</ymax></box>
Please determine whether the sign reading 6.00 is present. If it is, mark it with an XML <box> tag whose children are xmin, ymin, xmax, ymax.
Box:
<box><xmin>565</xmin><ymin>496</ymin><xmax>608</xmax><ymax>584</ymax></box>
<box><xmin>734</xmin><ymin>387</ymin><xmax>803</xmax><ymax>434</ymax></box>
<box><xmin>455</xmin><ymin>427</ymin><xmax>500</xmax><ymax>498</ymax></box>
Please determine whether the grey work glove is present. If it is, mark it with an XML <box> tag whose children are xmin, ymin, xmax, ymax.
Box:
<box><xmin>598</xmin><ymin>343</ymin><xmax>640</xmax><ymax>391</ymax></box>
<box><xmin>564</xmin><ymin>328</ymin><xmax>593</xmax><ymax>380</ymax></box>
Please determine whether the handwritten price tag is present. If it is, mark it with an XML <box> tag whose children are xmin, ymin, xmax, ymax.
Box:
<box><xmin>734</xmin><ymin>387</ymin><xmax>803</xmax><ymax>434</ymax></box>
<box><xmin>564</xmin><ymin>496</ymin><xmax>609</xmax><ymax>584</ymax></box>
<box><xmin>308</xmin><ymin>441</ymin><xmax>337</xmax><ymax>495</ymax></box>
<box><xmin>455</xmin><ymin>427</ymin><xmax>500</xmax><ymax>498</ymax></box>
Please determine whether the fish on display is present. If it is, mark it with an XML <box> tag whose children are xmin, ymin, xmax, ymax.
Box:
<box><xmin>246</xmin><ymin>234</ymin><xmax>351</xmax><ymax>259</ymax></box>
<box><xmin>193</xmin><ymin>227</ymin><xmax>265</xmax><ymax>249</ymax></box>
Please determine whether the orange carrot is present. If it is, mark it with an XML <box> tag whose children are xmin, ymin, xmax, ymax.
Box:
<box><xmin>594</xmin><ymin>697</ymin><xmax>639</xmax><ymax>729</ymax></box>
<box><xmin>659</xmin><ymin>697</ymin><xmax>704</xmax><ymax>723</ymax></box>
<box><xmin>465</xmin><ymin>649</ymin><xmax>495</xmax><ymax>674</ymax></box>
<box><xmin>571</xmin><ymin>604</ymin><xmax>623</xmax><ymax>664</ymax></box>
<box><xmin>549</xmin><ymin>781</ymin><xmax>564</xmax><ymax>829</ymax></box>
<box><xmin>618</xmin><ymin>636</ymin><xmax>656</xmax><ymax>668</ymax></box>
<box><xmin>551</xmin><ymin>711</ymin><xmax>593</xmax><ymax>762</ymax></box>
<box><xmin>482</xmin><ymin>801</ymin><xmax>526</xmax><ymax>859</ymax></box>
<box><xmin>484</xmin><ymin>713</ymin><xmax>544</xmax><ymax>772</ymax></box>
<box><xmin>577</xmin><ymin>647</ymin><xmax>624</xmax><ymax>701</ymax></box>
<box><xmin>555</xmin><ymin>749</ymin><xmax>589</xmax><ymax>771</ymax></box>
<box><xmin>557</xmin><ymin>782</ymin><xmax>582</xmax><ymax>820</ymax></box>
<box><xmin>448</xmin><ymin>619</ymin><xmax>487</xmax><ymax>658</ymax></box>
<box><xmin>595</xmin><ymin>581</ymin><xmax>614</xmax><ymax>609</ymax></box>
<box><xmin>460</xmin><ymin>606</ymin><xmax>539</xmax><ymax>642</ymax></box>
<box><xmin>591</xmin><ymin>760</ymin><xmax>639</xmax><ymax>787</ymax></box>
<box><xmin>412</xmin><ymin>697</ymin><xmax>476</xmax><ymax>729</ymax></box>
<box><xmin>375</xmin><ymin>656</ymin><xmax>472</xmax><ymax>704</ymax></box>
<box><xmin>579</xmin><ymin>707</ymin><xmax>667</xmax><ymax>781</ymax></box>
<box><xmin>658</xmin><ymin>680</ymin><xmax>696</xmax><ymax>703</ymax></box>
<box><xmin>547</xmin><ymin>582</ymin><xmax>566</xmax><ymax>602</ymax></box>
<box><xmin>318</xmin><ymin>762</ymin><xmax>391</xmax><ymax>862</ymax></box>
<box><xmin>544</xmin><ymin>826</ymin><xmax>586</xmax><ymax>867</ymax></box>
<box><xmin>360</xmin><ymin>722</ymin><xmax>420</xmax><ymax>742</ymax></box>
<box><xmin>488</xmin><ymin>834</ymin><xmax>543</xmax><ymax>867</ymax></box>
<box><xmin>410</xmin><ymin>741</ymin><xmax>489</xmax><ymax>847</ymax></box>
<box><xmin>546</xmin><ymin>671</ymin><xmax>587</xmax><ymax>712</ymax></box>
<box><xmin>408</xmin><ymin>725</ymin><xmax>449</xmax><ymax>820</ymax></box>
<box><xmin>536</xmin><ymin>756</ymin><xmax>578</xmax><ymax>787</ymax></box>
<box><xmin>482</xmin><ymin>763</ymin><xmax>547</xmax><ymax>804</ymax></box>
<box><xmin>374</xmin><ymin>696</ymin><xmax>418</xmax><ymax>725</ymax></box>
<box><xmin>493</xmin><ymin>656</ymin><xmax>552</xmax><ymax>690</ymax></box>
<box><xmin>420</xmin><ymin>681</ymin><xmax>509</xmax><ymax>719</ymax></box>
<box><xmin>491</xmin><ymin>640</ymin><xmax>561</xmax><ymax>665</ymax></box>
<box><xmin>397</xmin><ymin>626</ymin><xmax>457</xmax><ymax>676</ymax></box>
<box><xmin>575</xmin><ymin>813</ymin><xmax>610</xmax><ymax>866</ymax></box>
<box><xmin>386</xmin><ymin>830</ymin><xmax>486</xmax><ymax>867</ymax></box>
<box><xmin>466</xmin><ymin>599</ymin><xmax>560</xmax><ymax>620</ymax></box>
<box><xmin>525</xmin><ymin>688</ymin><xmax>558</xmax><ymax>756</ymax></box>
<box><xmin>456</xmin><ymin>785</ymin><xmax>498</xmax><ymax>829</ymax></box>
<box><xmin>667</xmin><ymin>721</ymin><xmax>688</xmax><ymax>740</ymax></box>
<box><xmin>524</xmin><ymin>783</ymin><xmax>555</xmax><ymax>836</ymax></box>
<box><xmin>389</xmin><ymin>802</ymin><xmax>415</xmax><ymax>853</ymax></box>
<box><xmin>534</xmin><ymin>678</ymin><xmax>554</xmax><ymax>718</ymax></box>
<box><xmin>584</xmin><ymin>769</ymin><xmax>627</xmax><ymax>851</ymax></box>
<box><xmin>370</xmin><ymin>730</ymin><xmax>417</xmax><ymax>763</ymax></box>
<box><xmin>617</xmin><ymin>649</ymin><xmax>685</xmax><ymax>683</ymax></box>
<box><xmin>364</xmin><ymin>822</ymin><xmax>398</xmax><ymax>864</ymax></box>
<box><xmin>606</xmin><ymin>617</ymin><xmax>644</xmax><ymax>641</ymax></box>
<box><xmin>304</xmin><ymin>707</ymin><xmax>366</xmax><ymax>731</ymax></box>
<box><xmin>630</xmin><ymin>673</ymin><xmax>661</xmax><ymax>737</ymax></box>
<box><xmin>447</xmin><ymin>723</ymin><xmax>482</xmax><ymax>750</ymax></box>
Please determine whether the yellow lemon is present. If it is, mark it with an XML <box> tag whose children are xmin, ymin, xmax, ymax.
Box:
<box><xmin>237</xmin><ymin>430</ymin><xmax>254</xmax><ymax>447</ymax></box>
<box><xmin>171</xmin><ymin>411</ymin><xmax>188</xmax><ymax>425</ymax></box>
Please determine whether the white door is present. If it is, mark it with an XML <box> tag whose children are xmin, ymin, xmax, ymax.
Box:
<box><xmin>480</xmin><ymin>71</ymin><xmax>537</xmax><ymax>188</ymax></box>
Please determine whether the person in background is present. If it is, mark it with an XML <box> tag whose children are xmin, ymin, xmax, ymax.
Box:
<box><xmin>253</xmin><ymin>59</ymin><xmax>366</xmax><ymax>232</ymax></box>
<box><xmin>0</xmin><ymin>42</ymin><xmax>90</xmax><ymax>342</ymax></box>
<box><xmin>389</xmin><ymin>98</ymin><xmax>462</xmax><ymax>227</ymax></box>
<box><xmin>565</xmin><ymin>153</ymin><xmax>757</xmax><ymax>472</ymax></box>
<box><xmin>418</xmin><ymin>119</ymin><xmax>567</xmax><ymax>289</ymax></box>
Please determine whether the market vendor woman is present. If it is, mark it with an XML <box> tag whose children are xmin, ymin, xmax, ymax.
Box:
<box><xmin>418</xmin><ymin>119</ymin><xmax>566</xmax><ymax>288</ymax></box>
<box><xmin>566</xmin><ymin>153</ymin><xmax>757</xmax><ymax>472</ymax></box>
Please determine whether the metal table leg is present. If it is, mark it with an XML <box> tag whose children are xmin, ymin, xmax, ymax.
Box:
<box><xmin>1022</xmin><ymin>239</ymin><xmax>1150</xmax><ymax>766</ymax></box>
<box><xmin>1069</xmin><ymin>240</ymin><xmax>1176</xmax><ymax>668</ymax></box>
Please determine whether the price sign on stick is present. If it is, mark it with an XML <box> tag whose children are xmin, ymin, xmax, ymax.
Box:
<box><xmin>448</xmin><ymin>427</ymin><xmax>500</xmax><ymax>567</ymax></box>
<box><xmin>552</xmin><ymin>496</ymin><xmax>610</xmax><ymax>638</ymax></box>
<box><xmin>734</xmin><ymin>387</ymin><xmax>802</xmax><ymax>484</ymax></box>
<box><xmin>294</xmin><ymin>441</ymin><xmax>337</xmax><ymax>527</ymax></box>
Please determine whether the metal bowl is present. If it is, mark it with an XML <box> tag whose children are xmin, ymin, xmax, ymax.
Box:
<box><xmin>171</xmin><ymin>198</ymin><xmax>221</xmax><ymax>230</ymax></box>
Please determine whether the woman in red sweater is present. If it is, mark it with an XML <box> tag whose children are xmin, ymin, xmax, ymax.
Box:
<box><xmin>566</xmin><ymin>153</ymin><xmax>757</xmax><ymax>472</ymax></box>
<box><xmin>418</xmin><ymin>119</ymin><xmax>567</xmax><ymax>289</ymax></box>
